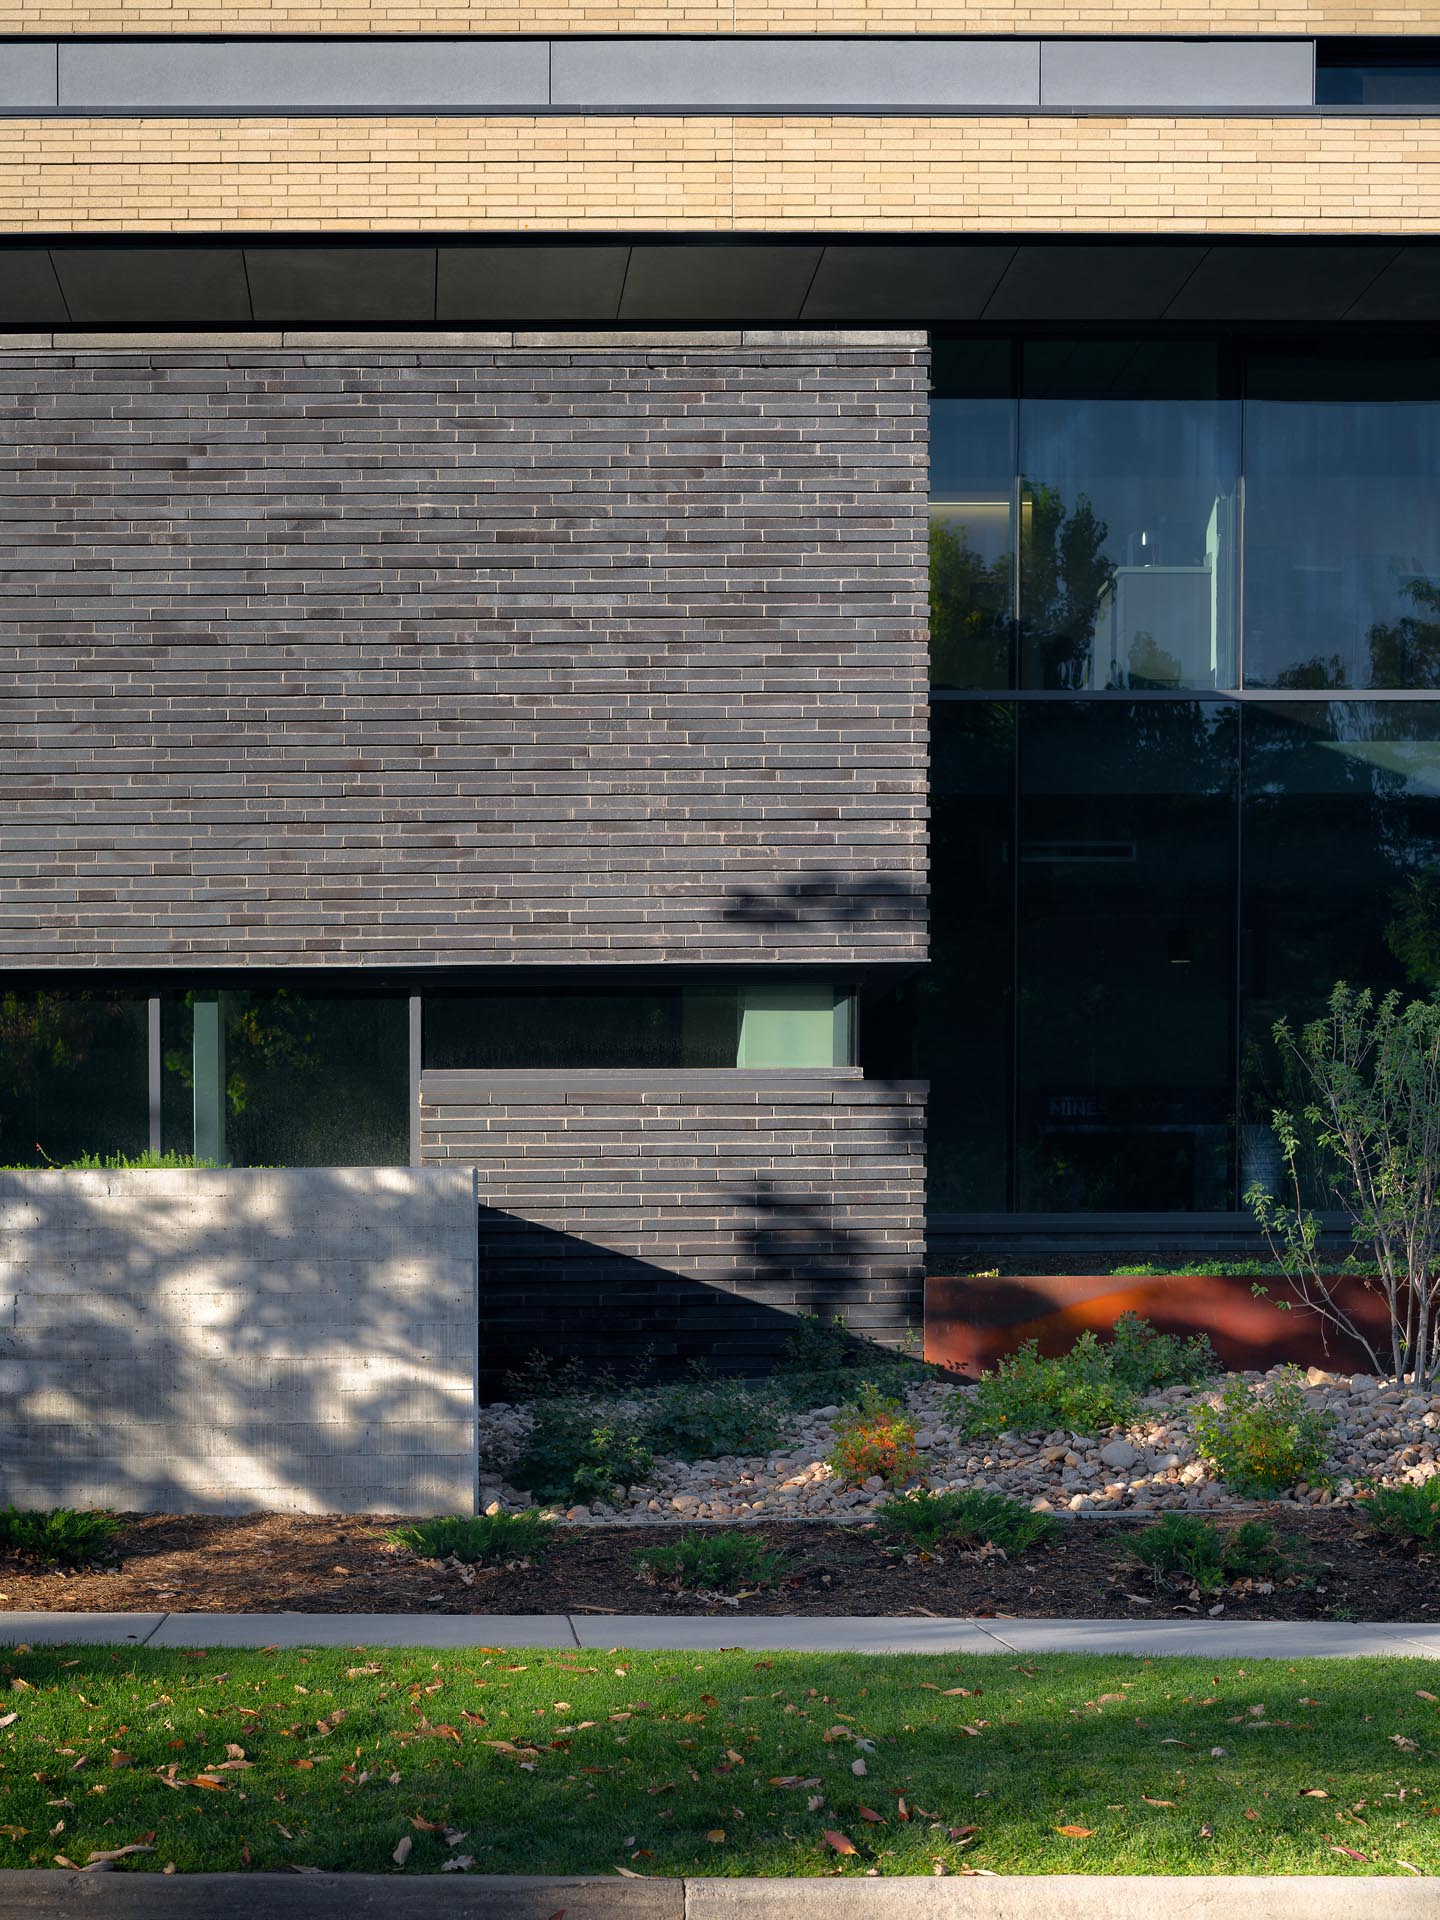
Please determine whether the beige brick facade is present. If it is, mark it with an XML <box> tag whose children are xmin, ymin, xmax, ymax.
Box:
<box><xmin>4</xmin><ymin>1</ymin><xmax>1440</xmax><ymax>33</ymax></box>
<box><xmin>3</xmin><ymin>114</ymin><xmax>1439</xmax><ymax>232</ymax></box>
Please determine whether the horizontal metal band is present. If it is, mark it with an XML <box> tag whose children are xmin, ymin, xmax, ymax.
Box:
<box><xmin>2</xmin><ymin>236</ymin><xmax>1436</xmax><ymax>329</ymax></box>
<box><xmin>0</xmin><ymin>35</ymin><xmax>1321</xmax><ymax>113</ymax></box>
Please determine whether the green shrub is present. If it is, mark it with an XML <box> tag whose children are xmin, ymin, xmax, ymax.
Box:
<box><xmin>509</xmin><ymin>1404</ymin><xmax>654</xmax><ymax>1507</ymax></box>
<box><xmin>962</xmin><ymin>1334</ymin><xmax>1138</xmax><ymax>1440</ymax></box>
<box><xmin>1359</xmin><ymin>1477</ymin><xmax>1440</xmax><ymax>1549</ymax></box>
<box><xmin>876</xmin><ymin>1487</ymin><xmax>1058</xmax><ymax>1557</ymax></box>
<box><xmin>1105</xmin><ymin>1312</ymin><xmax>1220</xmax><ymax>1393</ymax></box>
<box><xmin>387</xmin><ymin>1510</ymin><xmax>553</xmax><ymax>1565</ymax></box>
<box><xmin>2</xmin><ymin>1151</ymin><xmax>218</xmax><ymax>1171</ymax></box>
<box><xmin>635</xmin><ymin>1529</ymin><xmax>787</xmax><ymax>1595</ymax></box>
<box><xmin>0</xmin><ymin>1506</ymin><xmax>121</xmax><ymax>1567</ymax></box>
<box><xmin>774</xmin><ymin>1312</ymin><xmax>930</xmax><ymax>1411</ymax></box>
<box><xmin>1191</xmin><ymin>1371</ymin><xmax>1334</xmax><ymax>1497</ymax></box>
<box><xmin>1129</xmin><ymin>1513</ymin><xmax>1298</xmax><ymax>1593</ymax></box>
<box><xmin>642</xmin><ymin>1376</ymin><xmax>786</xmax><ymax>1462</ymax></box>
<box><xmin>826</xmin><ymin>1382</ymin><xmax>922</xmax><ymax>1489</ymax></box>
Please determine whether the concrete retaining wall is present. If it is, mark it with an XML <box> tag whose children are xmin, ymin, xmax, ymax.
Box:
<box><xmin>0</xmin><ymin>1168</ymin><xmax>478</xmax><ymax>1515</ymax></box>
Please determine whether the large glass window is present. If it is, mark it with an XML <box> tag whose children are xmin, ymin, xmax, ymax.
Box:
<box><xmin>1240</xmin><ymin>702</ymin><xmax>1440</xmax><ymax>1195</ymax></box>
<box><xmin>1018</xmin><ymin>342</ymin><xmax>1240</xmax><ymax>692</ymax></box>
<box><xmin>930</xmin><ymin>343</ymin><xmax>1016</xmax><ymax>690</ymax></box>
<box><xmin>161</xmin><ymin>989</ymin><xmax>409</xmax><ymax>1167</ymax></box>
<box><xmin>0</xmin><ymin>990</ymin><xmax>149</xmax><ymax>1166</ymax></box>
<box><xmin>1243</xmin><ymin>351</ymin><xmax>1440</xmax><ymax>690</ymax></box>
<box><xmin>1014</xmin><ymin>702</ymin><xmax>1238</xmax><ymax>1210</ymax></box>
<box><xmin>923</xmin><ymin>703</ymin><xmax>1016</xmax><ymax>1210</ymax></box>
<box><xmin>1316</xmin><ymin>40</ymin><xmax>1440</xmax><ymax>105</ymax></box>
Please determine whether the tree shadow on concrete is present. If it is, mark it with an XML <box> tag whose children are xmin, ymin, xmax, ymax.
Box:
<box><xmin>0</xmin><ymin>1168</ymin><xmax>475</xmax><ymax>1517</ymax></box>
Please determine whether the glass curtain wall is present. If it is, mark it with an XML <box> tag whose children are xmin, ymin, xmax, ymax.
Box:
<box><xmin>926</xmin><ymin>335</ymin><xmax>1440</xmax><ymax>1215</ymax></box>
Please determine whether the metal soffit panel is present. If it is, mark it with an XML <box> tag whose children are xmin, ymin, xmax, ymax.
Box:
<box><xmin>3</xmin><ymin>240</ymin><xmax>1440</xmax><ymax>328</ymax></box>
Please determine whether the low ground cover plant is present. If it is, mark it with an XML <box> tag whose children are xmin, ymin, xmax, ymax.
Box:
<box><xmin>1191</xmin><ymin>1371</ymin><xmax>1335</xmax><ymax>1497</ymax></box>
<box><xmin>826</xmin><ymin>1382</ymin><xmax>922</xmax><ymax>1488</ymax></box>
<box><xmin>1105</xmin><ymin>1312</ymin><xmax>1220</xmax><ymax>1394</ymax></box>
<box><xmin>508</xmin><ymin>1402</ymin><xmax>653</xmax><ymax>1507</ymax></box>
<box><xmin>387</xmin><ymin>1510</ymin><xmax>553</xmax><ymax>1566</ymax></box>
<box><xmin>1</xmin><ymin>1644</ymin><xmax>1436</xmax><ymax>1876</ymax></box>
<box><xmin>1</xmin><ymin>1151</ymin><xmax>217</xmax><ymax>1171</ymax></box>
<box><xmin>961</xmin><ymin>1334</ymin><xmax>1137</xmax><ymax>1440</ymax></box>
<box><xmin>773</xmin><ymin>1311</ymin><xmax>935</xmax><ymax>1411</ymax></box>
<box><xmin>642</xmin><ymin>1376</ymin><xmax>785</xmax><ymax>1463</ymax></box>
<box><xmin>0</xmin><ymin>1505</ymin><xmax>120</xmax><ymax>1567</ymax></box>
<box><xmin>635</xmin><ymin>1528</ymin><xmax>787</xmax><ymax>1594</ymax></box>
<box><xmin>1128</xmin><ymin>1514</ymin><xmax>1299</xmax><ymax>1594</ymax></box>
<box><xmin>1358</xmin><ymin>1476</ymin><xmax>1440</xmax><ymax>1550</ymax></box>
<box><xmin>875</xmin><ymin>1487</ymin><xmax>1058</xmax><ymax>1557</ymax></box>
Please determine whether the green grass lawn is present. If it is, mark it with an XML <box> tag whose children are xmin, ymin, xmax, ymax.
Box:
<box><xmin>0</xmin><ymin>1644</ymin><xmax>1436</xmax><ymax>1878</ymax></box>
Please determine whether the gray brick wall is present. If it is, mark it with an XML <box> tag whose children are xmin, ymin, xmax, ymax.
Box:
<box><xmin>419</xmin><ymin>1067</ymin><xmax>926</xmax><ymax>1389</ymax></box>
<box><xmin>0</xmin><ymin>331</ymin><xmax>928</xmax><ymax>968</ymax></box>
<box><xmin>0</xmin><ymin>1167</ymin><xmax>478</xmax><ymax>1514</ymax></box>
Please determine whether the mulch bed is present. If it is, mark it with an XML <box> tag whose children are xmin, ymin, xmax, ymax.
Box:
<box><xmin>1</xmin><ymin>1510</ymin><xmax>1434</xmax><ymax>1623</ymax></box>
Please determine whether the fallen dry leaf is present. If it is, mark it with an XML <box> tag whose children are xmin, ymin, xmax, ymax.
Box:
<box><xmin>858</xmin><ymin>1808</ymin><xmax>886</xmax><ymax>1824</ymax></box>
<box><xmin>705</xmin><ymin>1830</ymin><xmax>725</xmax><ymax>1844</ymax></box>
<box><xmin>1142</xmin><ymin>1797</ymin><xmax>1176</xmax><ymax>1808</ymax></box>
<box><xmin>392</xmin><ymin>1835</ymin><xmax>412</xmax><ymax>1867</ymax></box>
<box><xmin>1055</xmin><ymin>1826</ymin><xmax>1094</xmax><ymax>1838</ymax></box>
<box><xmin>1299</xmin><ymin>1789</ymin><xmax>1330</xmax><ymax>1799</ymax></box>
<box><xmin>851</xmin><ymin>1759</ymin><xmax>867</xmax><ymax>1777</ymax></box>
<box><xmin>823</xmin><ymin>1830</ymin><xmax>859</xmax><ymax>1856</ymax></box>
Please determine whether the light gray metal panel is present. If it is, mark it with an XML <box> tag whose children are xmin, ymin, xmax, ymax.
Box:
<box><xmin>58</xmin><ymin>38</ymin><xmax>548</xmax><ymax>109</ymax></box>
<box><xmin>552</xmin><ymin>37</ymin><xmax>1039</xmax><ymax>107</ymax></box>
<box><xmin>0</xmin><ymin>41</ymin><xmax>56</xmax><ymax>107</ymax></box>
<box><xmin>1040</xmin><ymin>38</ymin><xmax>1315</xmax><ymax>108</ymax></box>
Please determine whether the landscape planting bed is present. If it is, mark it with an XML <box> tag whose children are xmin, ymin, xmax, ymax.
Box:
<box><xmin>1</xmin><ymin>1509</ymin><xmax>1434</xmax><ymax>1623</ymax></box>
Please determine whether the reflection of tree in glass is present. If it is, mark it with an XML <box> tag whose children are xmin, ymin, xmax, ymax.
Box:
<box><xmin>163</xmin><ymin>990</ymin><xmax>319</xmax><ymax>1118</ymax></box>
<box><xmin>1385</xmin><ymin>874</ymin><xmax>1440</xmax><ymax>993</ymax></box>
<box><xmin>1367</xmin><ymin>576</ymin><xmax>1440</xmax><ymax>689</ymax></box>
<box><xmin>0</xmin><ymin>992</ymin><xmax>113</xmax><ymax>1099</ymax></box>
<box><xmin>1270</xmin><ymin>655</ymin><xmax>1346</xmax><ymax>690</ymax></box>
<box><xmin>1018</xmin><ymin>485</ymin><xmax>1116</xmax><ymax>689</ymax></box>
<box><xmin>927</xmin><ymin>518</ymin><xmax>1010</xmax><ymax>686</ymax></box>
<box><xmin>1126</xmin><ymin>631</ymin><xmax>1184</xmax><ymax>691</ymax></box>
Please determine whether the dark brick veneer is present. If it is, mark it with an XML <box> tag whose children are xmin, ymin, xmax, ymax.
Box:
<box><xmin>420</xmin><ymin>1068</ymin><xmax>926</xmax><ymax>1388</ymax></box>
<box><xmin>0</xmin><ymin>331</ymin><xmax>928</xmax><ymax>968</ymax></box>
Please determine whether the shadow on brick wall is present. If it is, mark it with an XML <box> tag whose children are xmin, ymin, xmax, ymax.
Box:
<box><xmin>476</xmin><ymin>1172</ymin><xmax>920</xmax><ymax>1401</ymax></box>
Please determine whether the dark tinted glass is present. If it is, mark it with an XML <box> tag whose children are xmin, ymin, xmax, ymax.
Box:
<box><xmin>1240</xmin><ymin>702</ymin><xmax>1440</xmax><ymax>1196</ymax></box>
<box><xmin>1243</xmin><ymin>354</ymin><xmax>1440</xmax><ymax>689</ymax></box>
<box><xmin>1015</xmin><ymin>701</ymin><xmax>1238</xmax><ymax>1210</ymax></box>
<box><xmin>1317</xmin><ymin>42</ymin><xmax>1440</xmax><ymax>104</ymax></box>
<box><xmin>1018</xmin><ymin>342</ymin><xmax>1240</xmax><ymax>691</ymax></box>
<box><xmin>423</xmin><ymin>982</ymin><xmax>851</xmax><ymax>1072</ymax></box>
<box><xmin>930</xmin><ymin>398</ymin><xmax>1016</xmax><ymax>688</ymax></box>
<box><xmin>425</xmin><ymin>986</ymin><xmax>728</xmax><ymax>1071</ymax></box>
<box><xmin>922</xmin><ymin>702</ymin><xmax>1015</xmax><ymax>1210</ymax></box>
<box><xmin>0</xmin><ymin>990</ymin><xmax>149</xmax><ymax>1166</ymax></box>
<box><xmin>161</xmin><ymin>991</ymin><xmax>408</xmax><ymax>1166</ymax></box>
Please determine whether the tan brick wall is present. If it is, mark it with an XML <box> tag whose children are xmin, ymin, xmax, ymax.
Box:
<box><xmin>5</xmin><ymin>0</ymin><xmax>1440</xmax><ymax>32</ymax></box>
<box><xmin>4</xmin><ymin>114</ymin><xmax>1440</xmax><ymax>232</ymax></box>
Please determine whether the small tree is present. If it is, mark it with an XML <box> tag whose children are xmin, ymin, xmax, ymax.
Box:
<box><xmin>1246</xmin><ymin>983</ymin><xmax>1440</xmax><ymax>1388</ymax></box>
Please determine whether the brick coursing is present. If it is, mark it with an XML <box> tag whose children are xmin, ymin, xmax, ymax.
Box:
<box><xmin>0</xmin><ymin>336</ymin><xmax>928</xmax><ymax>968</ymax></box>
<box><xmin>6</xmin><ymin>116</ymin><xmax>1440</xmax><ymax>234</ymax></box>
<box><xmin>1</xmin><ymin>3</ymin><xmax>1429</xmax><ymax>35</ymax></box>
<box><xmin>419</xmin><ymin>1068</ymin><xmax>926</xmax><ymax>1387</ymax></box>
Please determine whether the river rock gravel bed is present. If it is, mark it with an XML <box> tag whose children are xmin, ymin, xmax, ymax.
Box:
<box><xmin>476</xmin><ymin>1365</ymin><xmax>1440</xmax><ymax>1525</ymax></box>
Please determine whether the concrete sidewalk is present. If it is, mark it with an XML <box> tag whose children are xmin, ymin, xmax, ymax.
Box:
<box><xmin>0</xmin><ymin>1873</ymin><xmax>1427</xmax><ymax>1916</ymax></box>
<box><xmin>0</xmin><ymin>1610</ymin><xmax>1437</xmax><ymax>1656</ymax></box>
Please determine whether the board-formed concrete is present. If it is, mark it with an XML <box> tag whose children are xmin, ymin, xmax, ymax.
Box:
<box><xmin>0</xmin><ymin>1168</ymin><xmax>478</xmax><ymax>1514</ymax></box>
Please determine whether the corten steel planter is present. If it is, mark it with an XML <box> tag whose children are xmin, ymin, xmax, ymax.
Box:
<box><xmin>924</xmin><ymin>1271</ymin><xmax>1397</xmax><ymax>1378</ymax></box>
